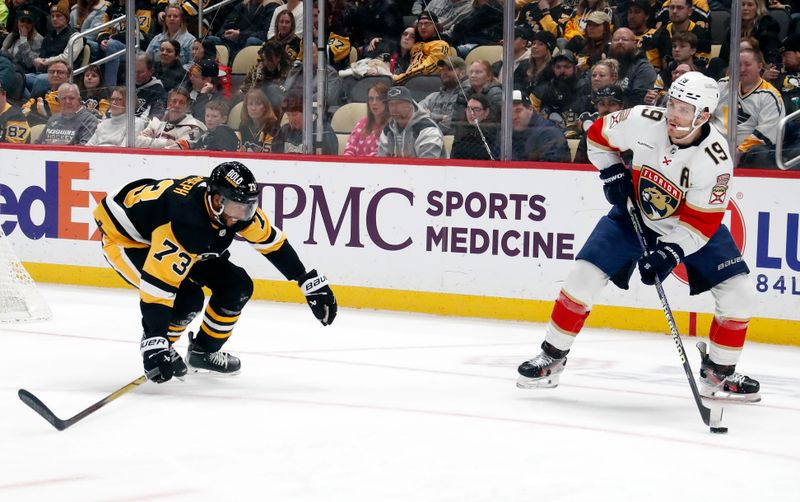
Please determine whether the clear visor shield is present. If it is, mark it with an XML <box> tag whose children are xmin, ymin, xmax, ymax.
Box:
<box><xmin>219</xmin><ymin>195</ymin><xmax>257</xmax><ymax>222</ymax></box>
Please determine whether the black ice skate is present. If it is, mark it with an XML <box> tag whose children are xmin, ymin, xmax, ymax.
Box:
<box><xmin>186</xmin><ymin>333</ymin><xmax>241</xmax><ymax>375</ymax></box>
<box><xmin>516</xmin><ymin>342</ymin><xmax>569</xmax><ymax>389</ymax></box>
<box><xmin>697</xmin><ymin>341</ymin><xmax>760</xmax><ymax>403</ymax></box>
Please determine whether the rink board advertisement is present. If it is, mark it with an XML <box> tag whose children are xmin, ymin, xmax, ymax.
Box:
<box><xmin>1</xmin><ymin>147</ymin><xmax>798</xmax><ymax>344</ymax></box>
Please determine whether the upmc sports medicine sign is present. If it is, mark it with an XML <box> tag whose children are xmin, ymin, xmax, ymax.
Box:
<box><xmin>0</xmin><ymin>148</ymin><xmax>798</xmax><ymax>323</ymax></box>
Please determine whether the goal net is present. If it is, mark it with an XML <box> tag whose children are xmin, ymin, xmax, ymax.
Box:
<box><xmin>0</xmin><ymin>226</ymin><xmax>52</xmax><ymax>322</ymax></box>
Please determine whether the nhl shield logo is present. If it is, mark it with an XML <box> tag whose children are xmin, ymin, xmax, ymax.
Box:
<box><xmin>638</xmin><ymin>166</ymin><xmax>683</xmax><ymax>220</ymax></box>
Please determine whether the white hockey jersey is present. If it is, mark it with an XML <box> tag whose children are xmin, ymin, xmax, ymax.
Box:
<box><xmin>712</xmin><ymin>77</ymin><xmax>785</xmax><ymax>153</ymax></box>
<box><xmin>587</xmin><ymin>105</ymin><xmax>733</xmax><ymax>256</ymax></box>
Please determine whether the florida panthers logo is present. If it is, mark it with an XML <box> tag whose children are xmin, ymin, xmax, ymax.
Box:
<box><xmin>638</xmin><ymin>166</ymin><xmax>683</xmax><ymax>220</ymax></box>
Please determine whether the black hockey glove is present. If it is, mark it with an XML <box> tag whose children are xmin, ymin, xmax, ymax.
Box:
<box><xmin>638</xmin><ymin>242</ymin><xmax>685</xmax><ymax>285</ymax></box>
<box><xmin>599</xmin><ymin>163</ymin><xmax>633</xmax><ymax>208</ymax></box>
<box><xmin>298</xmin><ymin>269</ymin><xmax>337</xmax><ymax>326</ymax></box>
<box><xmin>141</xmin><ymin>336</ymin><xmax>174</xmax><ymax>383</ymax></box>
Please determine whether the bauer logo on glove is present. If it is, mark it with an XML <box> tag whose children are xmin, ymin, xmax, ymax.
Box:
<box><xmin>299</xmin><ymin>269</ymin><xmax>338</xmax><ymax>326</ymax></box>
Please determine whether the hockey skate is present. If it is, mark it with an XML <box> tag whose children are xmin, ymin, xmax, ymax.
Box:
<box><xmin>697</xmin><ymin>341</ymin><xmax>760</xmax><ymax>403</ymax></box>
<box><xmin>186</xmin><ymin>333</ymin><xmax>241</xmax><ymax>375</ymax></box>
<box><xmin>516</xmin><ymin>342</ymin><xmax>569</xmax><ymax>389</ymax></box>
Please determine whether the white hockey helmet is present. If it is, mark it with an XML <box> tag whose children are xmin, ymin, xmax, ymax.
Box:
<box><xmin>668</xmin><ymin>71</ymin><xmax>719</xmax><ymax>117</ymax></box>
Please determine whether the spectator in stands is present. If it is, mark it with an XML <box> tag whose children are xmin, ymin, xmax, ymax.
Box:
<box><xmin>189</xmin><ymin>40</ymin><xmax>232</xmax><ymax>99</ymax></box>
<box><xmin>344</xmin><ymin>82</ymin><xmax>389</xmax><ymax>156</ymax></box>
<box><xmin>609</xmin><ymin>27</ymin><xmax>658</xmax><ymax>107</ymax></box>
<box><xmin>86</xmin><ymin>86</ymin><xmax>147</xmax><ymax>146</ymax></box>
<box><xmin>393</xmin><ymin>11</ymin><xmax>450</xmax><ymax>84</ymax></box>
<box><xmin>451</xmin><ymin>93</ymin><xmax>498</xmax><ymax>160</ymax></box>
<box><xmin>645</xmin><ymin>61</ymin><xmax>695</xmax><ymax>105</ymax></box>
<box><xmin>237</xmin><ymin>88</ymin><xmax>278</xmax><ymax>152</ymax></box>
<box><xmin>418</xmin><ymin>56</ymin><xmax>466</xmax><ymax>134</ymax></box>
<box><xmin>574</xmin><ymin>84</ymin><xmax>625</xmax><ymax>163</ymax></box>
<box><xmin>378</xmin><ymin>85</ymin><xmax>446</xmax><ymax>158</ymax></box>
<box><xmin>4</xmin><ymin>0</ymin><xmax>48</xmax><ymax>37</ymax></box>
<box><xmin>240</xmin><ymin>40</ymin><xmax>291</xmax><ymax>95</ymax></box>
<box><xmin>78</xmin><ymin>64</ymin><xmax>109</xmax><ymax>118</ymax></box>
<box><xmin>492</xmin><ymin>25</ymin><xmax>532</xmax><ymax>92</ymax></box>
<box><xmin>389</xmin><ymin>26</ymin><xmax>415</xmax><ymax>79</ymax></box>
<box><xmin>647</xmin><ymin>0</ymin><xmax>711</xmax><ymax>69</ymax></box>
<box><xmin>284</xmin><ymin>42</ymin><xmax>342</xmax><ymax>113</ymax></box>
<box><xmin>0</xmin><ymin>81</ymin><xmax>31</xmax><ymax>143</ymax></box>
<box><xmin>713</xmin><ymin>48</ymin><xmax>785</xmax><ymax>167</ymax></box>
<box><xmin>510</xmin><ymin>89</ymin><xmax>570</xmax><ymax>162</ymax></box>
<box><xmin>95</xmin><ymin>0</ymin><xmax>154</xmax><ymax>87</ymax></box>
<box><xmin>37</xmin><ymin>82</ymin><xmax>99</xmax><ymax>144</ymax></box>
<box><xmin>70</xmin><ymin>0</ymin><xmax>107</xmax><ymax>61</ymax></box>
<box><xmin>568</xmin><ymin>10</ymin><xmax>613</xmax><ymax>71</ymax></box>
<box><xmin>1</xmin><ymin>8</ymin><xmax>43</xmax><ymax>75</ymax></box>
<box><xmin>460</xmin><ymin>59</ymin><xmax>503</xmax><ymax>121</ymax></box>
<box><xmin>22</xmin><ymin>59</ymin><xmax>70</xmax><ymax>123</ymax></box>
<box><xmin>267</xmin><ymin>0</ymin><xmax>302</xmax><ymax>40</ymax></box>
<box><xmin>136</xmin><ymin>86</ymin><xmax>206</xmax><ymax>148</ymax></box>
<box><xmin>26</xmin><ymin>0</ymin><xmax>84</xmax><ymax>97</ymax></box>
<box><xmin>146</xmin><ymin>5</ymin><xmax>195</xmax><ymax>66</ymax></box>
<box><xmin>654</xmin><ymin>0</ymin><xmax>711</xmax><ymax>30</ymax></box>
<box><xmin>530</xmin><ymin>49</ymin><xmax>590</xmax><ymax>138</ymax></box>
<box><xmin>778</xmin><ymin>34</ymin><xmax>800</xmax><ymax>113</ymax></box>
<box><xmin>447</xmin><ymin>0</ymin><xmax>503</xmax><ymax>58</ymax></box>
<box><xmin>516</xmin><ymin>0</ymin><xmax>573</xmax><ymax>38</ymax></box>
<box><xmin>187</xmin><ymin>59</ymin><xmax>225</xmax><ymax>120</ymax></box>
<box><xmin>775</xmin><ymin>34</ymin><xmax>800</xmax><ymax>166</ymax></box>
<box><xmin>411</xmin><ymin>0</ymin><xmax>473</xmax><ymax>39</ymax></box>
<box><xmin>352</xmin><ymin>0</ymin><xmax>403</xmax><ymax>58</ymax></box>
<box><xmin>154</xmin><ymin>39</ymin><xmax>186</xmax><ymax>92</ymax></box>
<box><xmin>522</xmin><ymin>30</ymin><xmax>556</xmax><ymax>91</ymax></box>
<box><xmin>624</xmin><ymin>0</ymin><xmax>656</xmax><ymax>44</ymax></box>
<box><xmin>563</xmin><ymin>0</ymin><xmax>614</xmax><ymax>42</ymax></box>
<box><xmin>211</xmin><ymin>0</ymin><xmax>278</xmax><ymax>59</ymax></box>
<box><xmin>715</xmin><ymin>0</ymin><xmax>782</xmax><ymax>72</ymax></box>
<box><xmin>325</xmin><ymin>0</ymin><xmax>359</xmax><ymax>71</ymax></box>
<box><xmin>589</xmin><ymin>58</ymin><xmax>620</xmax><ymax>92</ymax></box>
<box><xmin>135</xmin><ymin>52</ymin><xmax>166</xmax><ymax>118</ymax></box>
<box><xmin>190</xmin><ymin>99</ymin><xmax>240</xmax><ymax>151</ymax></box>
<box><xmin>267</xmin><ymin>9</ymin><xmax>301</xmax><ymax>62</ymax></box>
<box><xmin>273</xmin><ymin>91</ymin><xmax>338</xmax><ymax>154</ymax></box>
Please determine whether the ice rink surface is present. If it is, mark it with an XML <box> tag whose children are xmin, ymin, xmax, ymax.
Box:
<box><xmin>1</xmin><ymin>284</ymin><xmax>798</xmax><ymax>501</ymax></box>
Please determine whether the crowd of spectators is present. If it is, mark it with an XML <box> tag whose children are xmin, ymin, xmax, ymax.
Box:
<box><xmin>0</xmin><ymin>0</ymin><xmax>798</xmax><ymax>168</ymax></box>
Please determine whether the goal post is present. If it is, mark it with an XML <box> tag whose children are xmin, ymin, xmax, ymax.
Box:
<box><xmin>0</xmin><ymin>226</ymin><xmax>52</xmax><ymax>322</ymax></box>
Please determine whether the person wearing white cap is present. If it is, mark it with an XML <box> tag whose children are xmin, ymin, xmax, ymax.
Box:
<box><xmin>378</xmin><ymin>85</ymin><xmax>446</xmax><ymax>158</ymax></box>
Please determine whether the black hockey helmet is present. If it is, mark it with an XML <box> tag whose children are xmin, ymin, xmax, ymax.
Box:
<box><xmin>207</xmin><ymin>161</ymin><xmax>259</xmax><ymax>223</ymax></box>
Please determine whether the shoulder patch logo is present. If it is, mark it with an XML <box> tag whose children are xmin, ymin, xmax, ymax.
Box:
<box><xmin>638</xmin><ymin>166</ymin><xmax>684</xmax><ymax>220</ymax></box>
<box><xmin>709</xmin><ymin>173</ymin><xmax>730</xmax><ymax>205</ymax></box>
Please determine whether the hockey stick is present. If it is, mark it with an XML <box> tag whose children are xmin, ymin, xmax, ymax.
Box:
<box><xmin>18</xmin><ymin>373</ymin><xmax>151</xmax><ymax>431</ymax></box>
<box><xmin>627</xmin><ymin>202</ymin><xmax>713</xmax><ymax>426</ymax></box>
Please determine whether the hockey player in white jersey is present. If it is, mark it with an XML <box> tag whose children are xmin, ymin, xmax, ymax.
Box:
<box><xmin>517</xmin><ymin>72</ymin><xmax>760</xmax><ymax>402</ymax></box>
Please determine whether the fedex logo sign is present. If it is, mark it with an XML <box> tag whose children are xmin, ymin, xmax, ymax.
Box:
<box><xmin>0</xmin><ymin>161</ymin><xmax>105</xmax><ymax>241</ymax></box>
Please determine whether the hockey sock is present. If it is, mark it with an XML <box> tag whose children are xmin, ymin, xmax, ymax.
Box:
<box><xmin>708</xmin><ymin>317</ymin><xmax>748</xmax><ymax>367</ymax></box>
<box><xmin>544</xmin><ymin>291</ymin><xmax>591</xmax><ymax>352</ymax></box>
<box><xmin>196</xmin><ymin>302</ymin><xmax>242</xmax><ymax>353</ymax></box>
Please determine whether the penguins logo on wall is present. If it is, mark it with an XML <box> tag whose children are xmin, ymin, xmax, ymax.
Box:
<box><xmin>638</xmin><ymin>166</ymin><xmax>683</xmax><ymax>220</ymax></box>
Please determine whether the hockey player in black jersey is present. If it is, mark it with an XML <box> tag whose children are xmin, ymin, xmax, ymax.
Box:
<box><xmin>93</xmin><ymin>161</ymin><xmax>337</xmax><ymax>383</ymax></box>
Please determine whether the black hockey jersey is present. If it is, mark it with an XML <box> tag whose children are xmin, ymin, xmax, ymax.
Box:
<box><xmin>93</xmin><ymin>175</ymin><xmax>302</xmax><ymax>337</ymax></box>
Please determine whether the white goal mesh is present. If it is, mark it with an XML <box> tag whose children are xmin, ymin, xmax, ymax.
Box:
<box><xmin>0</xmin><ymin>226</ymin><xmax>52</xmax><ymax>322</ymax></box>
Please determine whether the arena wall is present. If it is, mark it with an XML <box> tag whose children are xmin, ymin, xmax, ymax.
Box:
<box><xmin>2</xmin><ymin>144</ymin><xmax>799</xmax><ymax>346</ymax></box>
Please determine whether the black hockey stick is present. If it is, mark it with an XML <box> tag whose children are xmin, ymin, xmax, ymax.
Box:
<box><xmin>627</xmin><ymin>202</ymin><xmax>713</xmax><ymax>426</ymax></box>
<box><xmin>18</xmin><ymin>374</ymin><xmax>150</xmax><ymax>431</ymax></box>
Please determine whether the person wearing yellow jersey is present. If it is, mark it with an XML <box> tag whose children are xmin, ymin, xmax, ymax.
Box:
<box><xmin>92</xmin><ymin>162</ymin><xmax>338</xmax><ymax>383</ymax></box>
